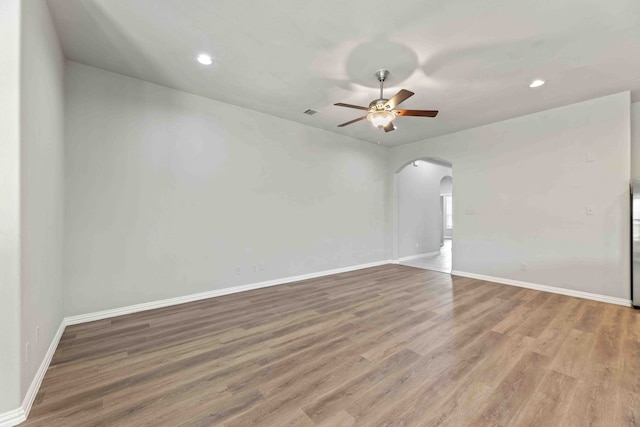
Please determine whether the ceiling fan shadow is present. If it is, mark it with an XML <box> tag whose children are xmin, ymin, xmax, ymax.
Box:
<box><xmin>421</xmin><ymin>38</ymin><xmax>563</xmax><ymax>82</ymax></box>
<box><xmin>344</xmin><ymin>39</ymin><xmax>420</xmax><ymax>88</ymax></box>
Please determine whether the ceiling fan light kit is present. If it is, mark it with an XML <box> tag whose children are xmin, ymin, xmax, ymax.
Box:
<box><xmin>367</xmin><ymin>110</ymin><xmax>395</xmax><ymax>128</ymax></box>
<box><xmin>334</xmin><ymin>69</ymin><xmax>438</xmax><ymax>133</ymax></box>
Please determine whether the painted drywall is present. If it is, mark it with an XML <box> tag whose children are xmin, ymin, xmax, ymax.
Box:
<box><xmin>20</xmin><ymin>0</ymin><xmax>66</xmax><ymax>401</ymax></box>
<box><xmin>0</xmin><ymin>0</ymin><xmax>23</xmax><ymax>413</ymax></box>
<box><xmin>632</xmin><ymin>102</ymin><xmax>640</xmax><ymax>180</ymax></box>
<box><xmin>63</xmin><ymin>62</ymin><xmax>389</xmax><ymax>316</ymax></box>
<box><xmin>390</xmin><ymin>92</ymin><xmax>631</xmax><ymax>299</ymax></box>
<box><xmin>397</xmin><ymin>161</ymin><xmax>452</xmax><ymax>257</ymax></box>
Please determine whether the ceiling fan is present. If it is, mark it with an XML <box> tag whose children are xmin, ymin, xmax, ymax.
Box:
<box><xmin>334</xmin><ymin>69</ymin><xmax>438</xmax><ymax>132</ymax></box>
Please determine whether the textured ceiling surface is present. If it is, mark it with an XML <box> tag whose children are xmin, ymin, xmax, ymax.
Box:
<box><xmin>47</xmin><ymin>0</ymin><xmax>640</xmax><ymax>146</ymax></box>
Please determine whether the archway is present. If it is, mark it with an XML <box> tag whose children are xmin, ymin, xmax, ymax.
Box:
<box><xmin>393</xmin><ymin>158</ymin><xmax>453</xmax><ymax>273</ymax></box>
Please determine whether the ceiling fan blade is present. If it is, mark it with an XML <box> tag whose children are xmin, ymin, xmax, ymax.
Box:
<box><xmin>383</xmin><ymin>122</ymin><xmax>396</xmax><ymax>132</ymax></box>
<box><xmin>394</xmin><ymin>109</ymin><xmax>439</xmax><ymax>117</ymax></box>
<box><xmin>385</xmin><ymin>89</ymin><xmax>414</xmax><ymax>109</ymax></box>
<box><xmin>334</xmin><ymin>102</ymin><xmax>370</xmax><ymax>111</ymax></box>
<box><xmin>337</xmin><ymin>116</ymin><xmax>367</xmax><ymax>127</ymax></box>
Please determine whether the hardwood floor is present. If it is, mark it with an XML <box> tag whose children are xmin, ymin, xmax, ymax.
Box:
<box><xmin>400</xmin><ymin>239</ymin><xmax>452</xmax><ymax>273</ymax></box>
<box><xmin>23</xmin><ymin>265</ymin><xmax>640</xmax><ymax>426</ymax></box>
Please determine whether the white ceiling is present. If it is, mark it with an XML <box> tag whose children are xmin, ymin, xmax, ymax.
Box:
<box><xmin>47</xmin><ymin>0</ymin><xmax>640</xmax><ymax>146</ymax></box>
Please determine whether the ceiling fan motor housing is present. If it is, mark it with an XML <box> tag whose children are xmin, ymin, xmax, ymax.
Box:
<box><xmin>369</xmin><ymin>99</ymin><xmax>390</xmax><ymax>111</ymax></box>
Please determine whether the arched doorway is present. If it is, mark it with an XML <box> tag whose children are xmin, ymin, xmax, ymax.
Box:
<box><xmin>394</xmin><ymin>158</ymin><xmax>453</xmax><ymax>273</ymax></box>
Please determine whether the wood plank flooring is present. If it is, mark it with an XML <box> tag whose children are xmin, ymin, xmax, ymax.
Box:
<box><xmin>23</xmin><ymin>265</ymin><xmax>640</xmax><ymax>426</ymax></box>
<box><xmin>400</xmin><ymin>239</ymin><xmax>452</xmax><ymax>274</ymax></box>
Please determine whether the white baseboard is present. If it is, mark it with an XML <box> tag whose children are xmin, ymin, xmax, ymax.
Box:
<box><xmin>396</xmin><ymin>251</ymin><xmax>440</xmax><ymax>263</ymax></box>
<box><xmin>0</xmin><ymin>320</ymin><xmax>66</xmax><ymax>427</ymax></box>
<box><xmin>451</xmin><ymin>270</ymin><xmax>631</xmax><ymax>307</ymax></box>
<box><xmin>65</xmin><ymin>259</ymin><xmax>392</xmax><ymax>325</ymax></box>
<box><xmin>0</xmin><ymin>408</ymin><xmax>25</xmax><ymax>427</ymax></box>
<box><xmin>22</xmin><ymin>321</ymin><xmax>66</xmax><ymax>417</ymax></box>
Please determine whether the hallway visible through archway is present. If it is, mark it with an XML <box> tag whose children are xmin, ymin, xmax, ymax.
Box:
<box><xmin>396</xmin><ymin>159</ymin><xmax>452</xmax><ymax>274</ymax></box>
<box><xmin>401</xmin><ymin>238</ymin><xmax>451</xmax><ymax>273</ymax></box>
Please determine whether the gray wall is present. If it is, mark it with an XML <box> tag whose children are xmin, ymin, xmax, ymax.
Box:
<box><xmin>397</xmin><ymin>161</ymin><xmax>452</xmax><ymax>258</ymax></box>
<box><xmin>20</xmin><ymin>0</ymin><xmax>65</xmax><ymax>399</ymax></box>
<box><xmin>0</xmin><ymin>0</ymin><xmax>23</xmax><ymax>413</ymax></box>
<box><xmin>0</xmin><ymin>0</ymin><xmax>65</xmax><ymax>413</ymax></box>
<box><xmin>632</xmin><ymin>102</ymin><xmax>640</xmax><ymax>180</ymax></box>
<box><xmin>63</xmin><ymin>62</ymin><xmax>389</xmax><ymax>316</ymax></box>
<box><xmin>390</xmin><ymin>92</ymin><xmax>631</xmax><ymax>299</ymax></box>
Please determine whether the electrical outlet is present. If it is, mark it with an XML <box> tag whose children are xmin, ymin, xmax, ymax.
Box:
<box><xmin>235</xmin><ymin>266</ymin><xmax>241</xmax><ymax>274</ymax></box>
<box><xmin>586</xmin><ymin>206</ymin><xmax>595</xmax><ymax>215</ymax></box>
<box><xmin>520</xmin><ymin>263</ymin><xmax>527</xmax><ymax>271</ymax></box>
<box><xmin>259</xmin><ymin>264</ymin><xmax>265</xmax><ymax>271</ymax></box>
<box><xmin>36</xmin><ymin>326</ymin><xmax>40</xmax><ymax>344</ymax></box>
<box><xmin>252</xmin><ymin>265</ymin><xmax>257</xmax><ymax>272</ymax></box>
<box><xmin>25</xmin><ymin>342</ymin><xmax>29</xmax><ymax>364</ymax></box>
<box><xmin>415</xmin><ymin>243</ymin><xmax>420</xmax><ymax>248</ymax></box>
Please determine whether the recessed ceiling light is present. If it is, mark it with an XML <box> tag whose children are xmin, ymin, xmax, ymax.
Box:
<box><xmin>197</xmin><ymin>54</ymin><xmax>213</xmax><ymax>65</ymax></box>
<box><xmin>529</xmin><ymin>79</ymin><xmax>545</xmax><ymax>88</ymax></box>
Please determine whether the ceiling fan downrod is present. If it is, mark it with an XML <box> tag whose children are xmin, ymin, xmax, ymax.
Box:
<box><xmin>375</xmin><ymin>69</ymin><xmax>389</xmax><ymax>100</ymax></box>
